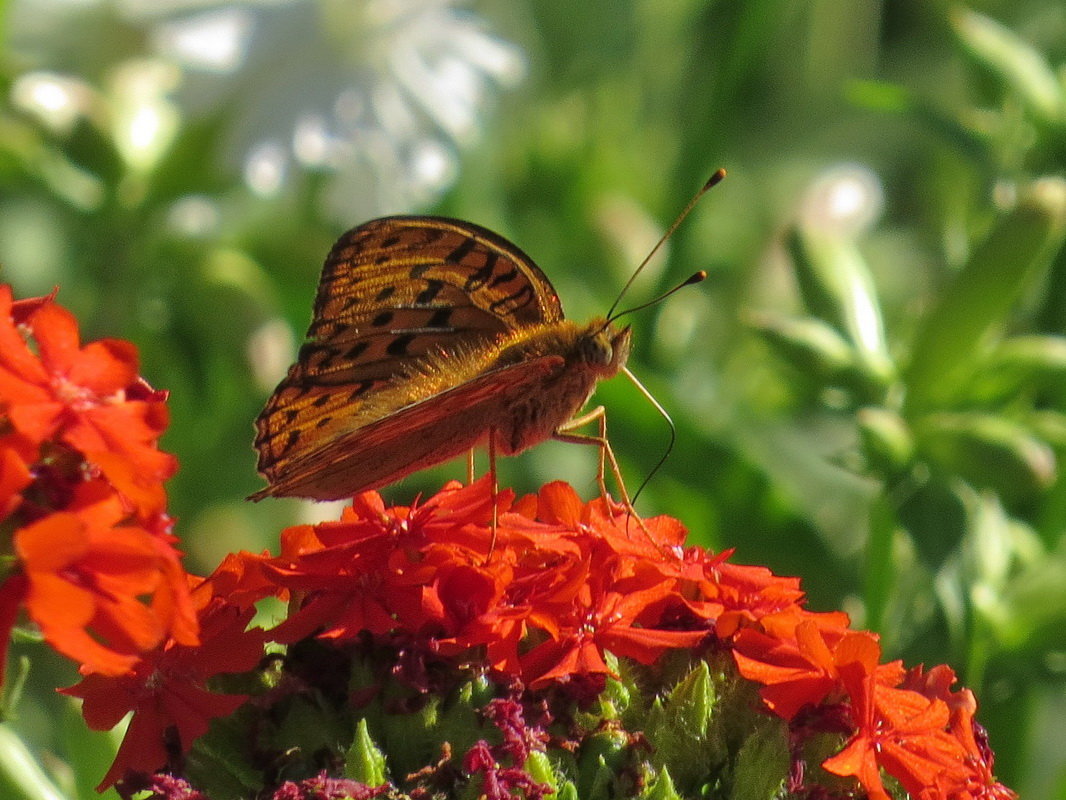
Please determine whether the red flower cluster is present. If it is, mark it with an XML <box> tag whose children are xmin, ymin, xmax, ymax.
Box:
<box><xmin>98</xmin><ymin>477</ymin><xmax>1004</xmax><ymax>800</ymax></box>
<box><xmin>732</xmin><ymin>617</ymin><xmax>1013</xmax><ymax>800</ymax></box>
<box><xmin>0</xmin><ymin>286</ymin><xmax>198</xmax><ymax>684</ymax></box>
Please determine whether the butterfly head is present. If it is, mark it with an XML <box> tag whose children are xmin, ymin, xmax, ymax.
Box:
<box><xmin>578</xmin><ymin>319</ymin><xmax>631</xmax><ymax>377</ymax></box>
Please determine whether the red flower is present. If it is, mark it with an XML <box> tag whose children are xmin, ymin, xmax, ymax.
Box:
<box><xmin>0</xmin><ymin>286</ymin><xmax>174</xmax><ymax>515</ymax></box>
<box><xmin>64</xmin><ymin>584</ymin><xmax>265</xmax><ymax>791</ymax></box>
<box><xmin>823</xmin><ymin>645</ymin><xmax>970</xmax><ymax>800</ymax></box>
<box><xmin>15</xmin><ymin>485</ymin><xmax>198</xmax><ymax>676</ymax></box>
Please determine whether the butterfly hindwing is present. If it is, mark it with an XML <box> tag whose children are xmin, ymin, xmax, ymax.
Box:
<box><xmin>250</xmin><ymin>355</ymin><xmax>566</xmax><ymax>500</ymax></box>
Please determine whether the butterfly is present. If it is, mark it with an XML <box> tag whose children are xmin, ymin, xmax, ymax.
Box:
<box><xmin>249</xmin><ymin>216</ymin><xmax>634</xmax><ymax>502</ymax></box>
<box><xmin>250</xmin><ymin>170</ymin><xmax>722</xmax><ymax>504</ymax></box>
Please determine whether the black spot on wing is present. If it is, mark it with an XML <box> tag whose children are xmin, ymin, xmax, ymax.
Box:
<box><xmin>416</xmin><ymin>279</ymin><xmax>444</xmax><ymax>305</ymax></box>
<box><xmin>348</xmin><ymin>380</ymin><xmax>375</xmax><ymax>402</ymax></box>
<box><xmin>427</xmin><ymin>308</ymin><xmax>453</xmax><ymax>328</ymax></box>
<box><xmin>344</xmin><ymin>341</ymin><xmax>369</xmax><ymax>360</ymax></box>
<box><xmin>282</xmin><ymin>429</ymin><xmax>301</xmax><ymax>454</ymax></box>
<box><xmin>386</xmin><ymin>333</ymin><xmax>416</xmax><ymax>357</ymax></box>
<box><xmin>489</xmin><ymin>284</ymin><xmax>535</xmax><ymax>315</ymax></box>
<box><xmin>463</xmin><ymin>253</ymin><xmax>499</xmax><ymax>292</ymax></box>
<box><xmin>446</xmin><ymin>236</ymin><xmax>479</xmax><ymax>265</ymax></box>
<box><xmin>489</xmin><ymin>266</ymin><xmax>519</xmax><ymax>287</ymax></box>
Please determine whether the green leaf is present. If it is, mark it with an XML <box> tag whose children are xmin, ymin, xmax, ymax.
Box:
<box><xmin>905</xmin><ymin>179</ymin><xmax>1066</xmax><ymax>412</ymax></box>
<box><xmin>787</xmin><ymin>227</ymin><xmax>894</xmax><ymax>389</ymax></box>
<box><xmin>845</xmin><ymin>79</ymin><xmax>992</xmax><ymax>161</ymax></box>
<box><xmin>865</xmin><ymin>494</ymin><xmax>901</xmax><ymax>635</ymax></box>
<box><xmin>950</xmin><ymin>7</ymin><xmax>1066</xmax><ymax>126</ymax></box>
<box><xmin>967</xmin><ymin>335</ymin><xmax>1066</xmax><ymax>404</ymax></box>
<box><xmin>0</xmin><ymin>724</ymin><xmax>68</xmax><ymax>800</ymax></box>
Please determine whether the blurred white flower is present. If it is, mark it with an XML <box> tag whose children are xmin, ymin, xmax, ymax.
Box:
<box><xmin>135</xmin><ymin>0</ymin><xmax>526</xmax><ymax>219</ymax></box>
<box><xmin>7</xmin><ymin>0</ymin><xmax>525</xmax><ymax>220</ymax></box>
<box><xmin>10</xmin><ymin>71</ymin><xmax>94</xmax><ymax>133</ymax></box>
<box><xmin>799</xmin><ymin>163</ymin><xmax>884</xmax><ymax>238</ymax></box>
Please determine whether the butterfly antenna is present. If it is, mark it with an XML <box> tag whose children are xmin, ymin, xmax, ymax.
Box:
<box><xmin>608</xmin><ymin>270</ymin><xmax>707</xmax><ymax>323</ymax></box>
<box><xmin>605</xmin><ymin>168</ymin><xmax>726</xmax><ymax>321</ymax></box>
<box><xmin>621</xmin><ymin>367</ymin><xmax>677</xmax><ymax>505</ymax></box>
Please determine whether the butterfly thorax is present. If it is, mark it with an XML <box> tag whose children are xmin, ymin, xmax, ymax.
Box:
<box><xmin>488</xmin><ymin>317</ymin><xmax>632</xmax><ymax>454</ymax></box>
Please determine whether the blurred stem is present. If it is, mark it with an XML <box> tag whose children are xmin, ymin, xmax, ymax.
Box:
<box><xmin>0</xmin><ymin>725</ymin><xmax>66</xmax><ymax>800</ymax></box>
<box><xmin>864</xmin><ymin>494</ymin><xmax>898</xmax><ymax>636</ymax></box>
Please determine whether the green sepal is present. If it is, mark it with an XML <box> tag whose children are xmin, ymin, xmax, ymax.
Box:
<box><xmin>644</xmin><ymin>659</ymin><xmax>724</xmax><ymax>791</ymax></box>
<box><xmin>730</xmin><ymin>719</ymin><xmax>790</xmax><ymax>800</ymax></box>
<box><xmin>642</xmin><ymin>766</ymin><xmax>683</xmax><ymax>800</ymax></box>
<box><xmin>576</xmin><ymin>728</ymin><xmax>629</xmax><ymax>800</ymax></box>
<box><xmin>346</xmin><ymin>718</ymin><xmax>388</xmax><ymax>787</ymax></box>
<box><xmin>525</xmin><ymin>750</ymin><xmax>560</xmax><ymax>796</ymax></box>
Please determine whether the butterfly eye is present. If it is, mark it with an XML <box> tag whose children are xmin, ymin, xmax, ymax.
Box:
<box><xmin>575</xmin><ymin>331</ymin><xmax>618</xmax><ymax>369</ymax></box>
<box><xmin>610</xmin><ymin>326</ymin><xmax>633</xmax><ymax>368</ymax></box>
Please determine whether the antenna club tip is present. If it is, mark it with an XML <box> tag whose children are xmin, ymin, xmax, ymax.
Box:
<box><xmin>704</xmin><ymin>168</ymin><xmax>727</xmax><ymax>190</ymax></box>
<box><xmin>687</xmin><ymin>270</ymin><xmax>708</xmax><ymax>285</ymax></box>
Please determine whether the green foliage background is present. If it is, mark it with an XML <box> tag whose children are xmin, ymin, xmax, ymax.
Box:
<box><xmin>1</xmin><ymin>1</ymin><xmax>1065</xmax><ymax>798</ymax></box>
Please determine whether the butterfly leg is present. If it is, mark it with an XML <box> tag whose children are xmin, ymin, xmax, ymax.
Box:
<box><xmin>554</xmin><ymin>405</ymin><xmax>611</xmax><ymax>499</ymax></box>
<box><xmin>553</xmin><ymin>406</ymin><xmax>638</xmax><ymax>516</ymax></box>
<box><xmin>554</xmin><ymin>410</ymin><xmax>666</xmax><ymax>551</ymax></box>
<box><xmin>488</xmin><ymin>426</ymin><xmax>499</xmax><ymax>555</ymax></box>
<box><xmin>466</xmin><ymin>449</ymin><xmax>476</xmax><ymax>485</ymax></box>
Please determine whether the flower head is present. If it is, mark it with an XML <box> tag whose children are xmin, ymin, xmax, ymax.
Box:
<box><xmin>0</xmin><ymin>286</ymin><xmax>195</xmax><ymax>690</ymax></box>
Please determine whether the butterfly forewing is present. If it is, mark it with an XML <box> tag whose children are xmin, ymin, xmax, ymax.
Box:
<box><xmin>254</xmin><ymin>216</ymin><xmax>565</xmax><ymax>489</ymax></box>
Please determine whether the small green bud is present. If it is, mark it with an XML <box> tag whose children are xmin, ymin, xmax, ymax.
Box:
<box><xmin>918</xmin><ymin>412</ymin><xmax>1057</xmax><ymax>497</ymax></box>
<box><xmin>787</xmin><ymin>226</ymin><xmax>894</xmax><ymax>387</ymax></box>
<box><xmin>858</xmin><ymin>406</ymin><xmax>915</xmax><ymax>474</ymax></box>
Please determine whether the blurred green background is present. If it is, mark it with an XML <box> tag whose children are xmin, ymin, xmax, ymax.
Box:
<box><xmin>2</xmin><ymin>0</ymin><xmax>1065</xmax><ymax>798</ymax></box>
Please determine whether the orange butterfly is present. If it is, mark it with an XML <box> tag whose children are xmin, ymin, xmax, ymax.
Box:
<box><xmin>250</xmin><ymin>171</ymin><xmax>723</xmax><ymax>503</ymax></box>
